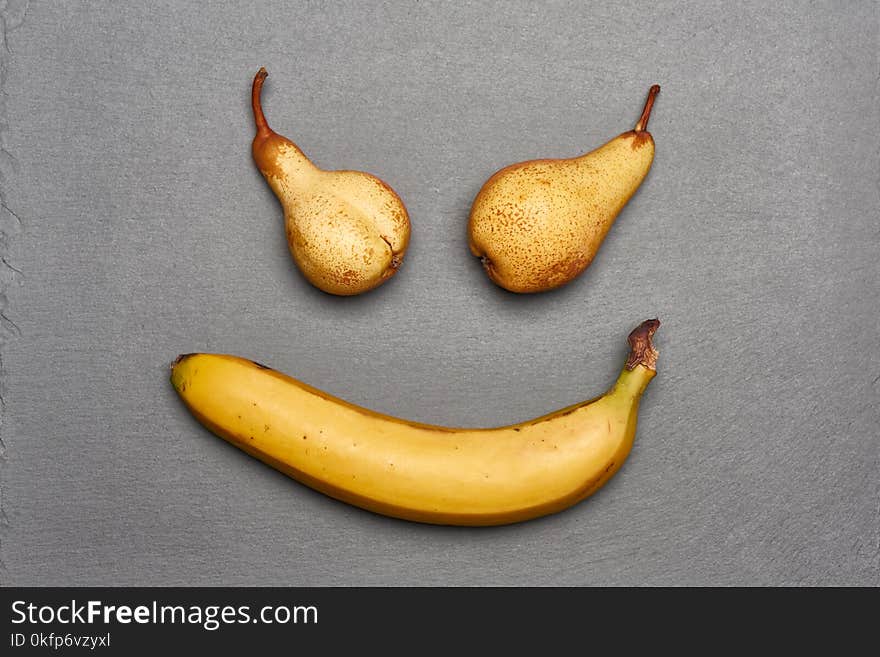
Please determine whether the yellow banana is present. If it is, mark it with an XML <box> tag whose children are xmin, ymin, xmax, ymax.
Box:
<box><xmin>170</xmin><ymin>319</ymin><xmax>660</xmax><ymax>526</ymax></box>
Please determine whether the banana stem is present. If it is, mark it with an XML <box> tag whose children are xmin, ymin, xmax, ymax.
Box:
<box><xmin>625</xmin><ymin>319</ymin><xmax>660</xmax><ymax>371</ymax></box>
<box><xmin>634</xmin><ymin>85</ymin><xmax>661</xmax><ymax>133</ymax></box>
<box><xmin>252</xmin><ymin>67</ymin><xmax>271</xmax><ymax>136</ymax></box>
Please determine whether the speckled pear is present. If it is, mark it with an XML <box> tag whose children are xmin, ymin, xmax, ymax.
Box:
<box><xmin>468</xmin><ymin>85</ymin><xmax>660</xmax><ymax>293</ymax></box>
<box><xmin>251</xmin><ymin>68</ymin><xmax>410</xmax><ymax>296</ymax></box>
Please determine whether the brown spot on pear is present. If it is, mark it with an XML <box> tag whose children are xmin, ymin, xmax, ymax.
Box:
<box><xmin>252</xmin><ymin>68</ymin><xmax>410</xmax><ymax>296</ymax></box>
<box><xmin>468</xmin><ymin>85</ymin><xmax>659</xmax><ymax>293</ymax></box>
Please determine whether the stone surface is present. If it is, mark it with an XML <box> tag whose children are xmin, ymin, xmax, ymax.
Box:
<box><xmin>1</xmin><ymin>1</ymin><xmax>877</xmax><ymax>585</ymax></box>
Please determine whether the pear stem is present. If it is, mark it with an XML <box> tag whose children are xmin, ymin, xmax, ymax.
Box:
<box><xmin>625</xmin><ymin>319</ymin><xmax>660</xmax><ymax>371</ymax></box>
<box><xmin>634</xmin><ymin>85</ymin><xmax>661</xmax><ymax>133</ymax></box>
<box><xmin>252</xmin><ymin>67</ymin><xmax>271</xmax><ymax>137</ymax></box>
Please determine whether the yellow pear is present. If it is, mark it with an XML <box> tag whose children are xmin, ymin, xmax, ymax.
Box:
<box><xmin>251</xmin><ymin>68</ymin><xmax>410</xmax><ymax>296</ymax></box>
<box><xmin>468</xmin><ymin>85</ymin><xmax>660</xmax><ymax>293</ymax></box>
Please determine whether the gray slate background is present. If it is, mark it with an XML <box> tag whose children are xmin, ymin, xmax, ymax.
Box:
<box><xmin>1</xmin><ymin>0</ymin><xmax>877</xmax><ymax>586</ymax></box>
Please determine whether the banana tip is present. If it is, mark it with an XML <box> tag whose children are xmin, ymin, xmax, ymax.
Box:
<box><xmin>626</xmin><ymin>319</ymin><xmax>660</xmax><ymax>371</ymax></box>
<box><xmin>171</xmin><ymin>353</ymin><xmax>196</xmax><ymax>370</ymax></box>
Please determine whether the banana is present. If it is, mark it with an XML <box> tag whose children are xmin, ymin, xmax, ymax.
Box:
<box><xmin>170</xmin><ymin>319</ymin><xmax>660</xmax><ymax>526</ymax></box>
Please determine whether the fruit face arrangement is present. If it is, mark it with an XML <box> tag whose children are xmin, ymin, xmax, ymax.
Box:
<box><xmin>170</xmin><ymin>71</ymin><xmax>663</xmax><ymax>526</ymax></box>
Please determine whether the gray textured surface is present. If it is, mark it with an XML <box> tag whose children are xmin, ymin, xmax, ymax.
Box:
<box><xmin>1</xmin><ymin>0</ymin><xmax>878</xmax><ymax>586</ymax></box>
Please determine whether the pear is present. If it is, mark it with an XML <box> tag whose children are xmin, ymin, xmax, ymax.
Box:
<box><xmin>251</xmin><ymin>68</ymin><xmax>410</xmax><ymax>296</ymax></box>
<box><xmin>468</xmin><ymin>85</ymin><xmax>660</xmax><ymax>293</ymax></box>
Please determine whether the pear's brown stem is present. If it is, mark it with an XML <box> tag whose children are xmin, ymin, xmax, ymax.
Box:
<box><xmin>625</xmin><ymin>319</ymin><xmax>660</xmax><ymax>371</ymax></box>
<box><xmin>634</xmin><ymin>85</ymin><xmax>661</xmax><ymax>133</ymax></box>
<box><xmin>252</xmin><ymin>67</ymin><xmax>271</xmax><ymax>137</ymax></box>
